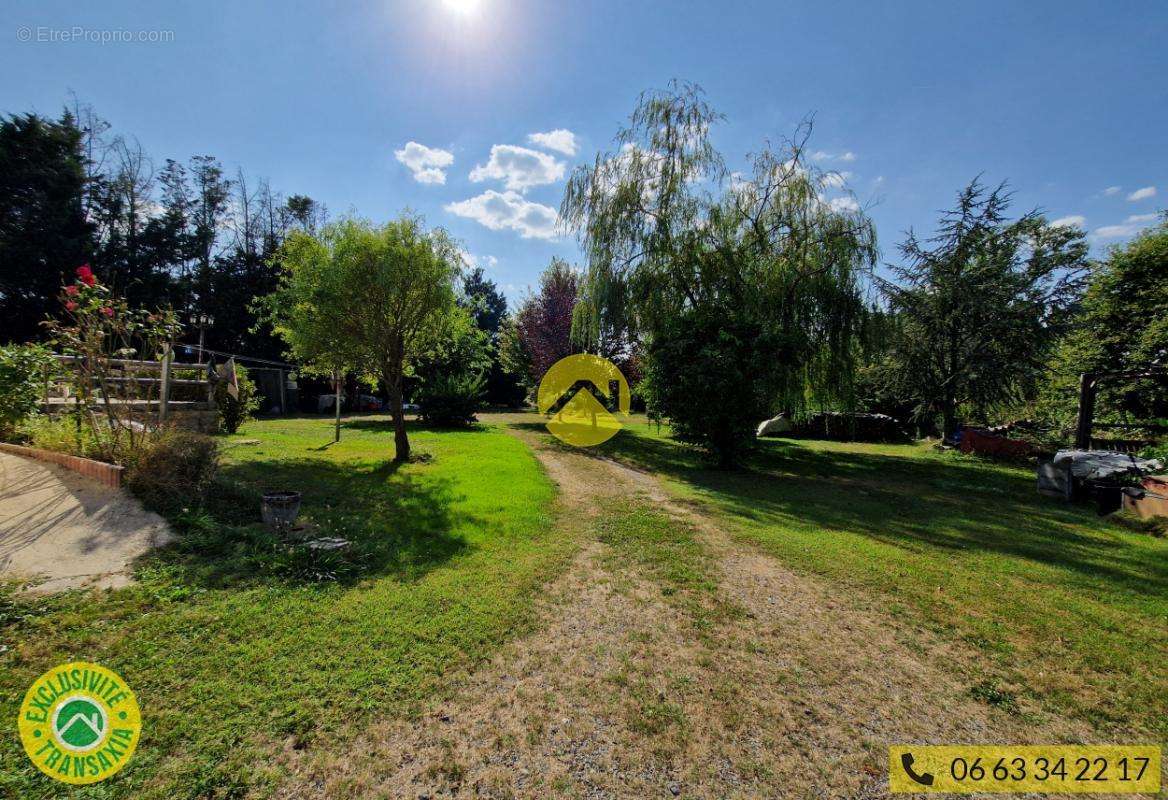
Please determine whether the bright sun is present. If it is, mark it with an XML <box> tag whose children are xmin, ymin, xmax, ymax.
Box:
<box><xmin>442</xmin><ymin>0</ymin><xmax>481</xmax><ymax>16</ymax></box>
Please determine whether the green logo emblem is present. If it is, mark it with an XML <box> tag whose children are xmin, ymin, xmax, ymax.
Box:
<box><xmin>53</xmin><ymin>696</ymin><xmax>107</xmax><ymax>750</ymax></box>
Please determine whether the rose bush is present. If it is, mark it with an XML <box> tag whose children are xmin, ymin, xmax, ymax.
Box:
<box><xmin>43</xmin><ymin>265</ymin><xmax>182</xmax><ymax>462</ymax></box>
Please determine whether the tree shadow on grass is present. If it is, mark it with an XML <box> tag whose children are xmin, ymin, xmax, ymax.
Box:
<box><xmin>532</xmin><ymin>423</ymin><xmax>1168</xmax><ymax>599</ymax></box>
<box><xmin>341</xmin><ymin>418</ymin><xmax>494</xmax><ymax>435</ymax></box>
<box><xmin>141</xmin><ymin>456</ymin><xmax>472</xmax><ymax>589</ymax></box>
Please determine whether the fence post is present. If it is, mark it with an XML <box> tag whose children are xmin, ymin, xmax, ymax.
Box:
<box><xmin>159</xmin><ymin>346</ymin><xmax>173</xmax><ymax>423</ymax></box>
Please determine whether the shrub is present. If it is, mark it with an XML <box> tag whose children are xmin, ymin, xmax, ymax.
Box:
<box><xmin>1140</xmin><ymin>441</ymin><xmax>1168</xmax><ymax>465</ymax></box>
<box><xmin>641</xmin><ymin>309</ymin><xmax>778</xmax><ymax>467</ymax></box>
<box><xmin>125</xmin><ymin>428</ymin><xmax>219</xmax><ymax>515</ymax></box>
<box><xmin>18</xmin><ymin>413</ymin><xmax>105</xmax><ymax>458</ymax></box>
<box><xmin>213</xmin><ymin>363</ymin><xmax>260</xmax><ymax>434</ymax></box>
<box><xmin>417</xmin><ymin>372</ymin><xmax>484</xmax><ymax>427</ymax></box>
<box><xmin>0</xmin><ymin>344</ymin><xmax>55</xmax><ymax>438</ymax></box>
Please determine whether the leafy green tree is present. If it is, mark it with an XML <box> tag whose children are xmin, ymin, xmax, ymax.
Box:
<box><xmin>562</xmin><ymin>82</ymin><xmax>876</xmax><ymax>465</ymax></box>
<box><xmin>285</xmin><ymin>194</ymin><xmax>327</xmax><ymax>234</ymax></box>
<box><xmin>0</xmin><ymin>112</ymin><xmax>93</xmax><ymax>342</ymax></box>
<box><xmin>461</xmin><ymin>266</ymin><xmax>525</xmax><ymax>406</ymax></box>
<box><xmin>411</xmin><ymin>307</ymin><xmax>491</xmax><ymax>426</ymax></box>
<box><xmin>497</xmin><ymin>314</ymin><xmax>533</xmax><ymax>401</ymax></box>
<box><xmin>260</xmin><ymin>225</ymin><xmax>366</xmax><ymax>441</ymax></box>
<box><xmin>1042</xmin><ymin>216</ymin><xmax>1168</xmax><ymax>426</ymax></box>
<box><xmin>0</xmin><ymin>343</ymin><xmax>55</xmax><ymax>437</ymax></box>
<box><xmin>877</xmin><ymin>180</ymin><xmax>1090</xmax><ymax>437</ymax></box>
<box><xmin>267</xmin><ymin>216</ymin><xmax>461</xmax><ymax>460</ymax></box>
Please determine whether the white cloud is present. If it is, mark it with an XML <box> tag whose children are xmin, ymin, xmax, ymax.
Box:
<box><xmin>812</xmin><ymin>150</ymin><xmax>856</xmax><ymax>163</ymax></box>
<box><xmin>527</xmin><ymin>129</ymin><xmax>578</xmax><ymax>157</ymax></box>
<box><xmin>828</xmin><ymin>196</ymin><xmax>860</xmax><ymax>213</ymax></box>
<box><xmin>1094</xmin><ymin>214</ymin><xmax>1160</xmax><ymax>239</ymax></box>
<box><xmin>1127</xmin><ymin>186</ymin><xmax>1157</xmax><ymax>201</ymax></box>
<box><xmin>459</xmin><ymin>250</ymin><xmax>499</xmax><ymax>271</ymax></box>
<box><xmin>1095</xmin><ymin>224</ymin><xmax>1139</xmax><ymax>238</ymax></box>
<box><xmin>445</xmin><ymin>190</ymin><xmax>559</xmax><ymax>239</ymax></box>
<box><xmin>394</xmin><ymin>141</ymin><xmax>454</xmax><ymax>185</ymax></box>
<box><xmin>1103</xmin><ymin>185</ymin><xmax>1122</xmax><ymax>196</ymax></box>
<box><xmin>820</xmin><ymin>171</ymin><xmax>853</xmax><ymax>190</ymax></box>
<box><xmin>135</xmin><ymin>199</ymin><xmax>165</xmax><ymax>220</ymax></box>
<box><xmin>1050</xmin><ymin>215</ymin><xmax>1086</xmax><ymax>229</ymax></box>
<box><xmin>469</xmin><ymin>144</ymin><xmax>565</xmax><ymax>192</ymax></box>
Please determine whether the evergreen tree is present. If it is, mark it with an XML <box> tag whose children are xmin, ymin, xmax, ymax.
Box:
<box><xmin>878</xmin><ymin>179</ymin><xmax>1089</xmax><ymax>436</ymax></box>
<box><xmin>0</xmin><ymin>112</ymin><xmax>93</xmax><ymax>342</ymax></box>
<box><xmin>462</xmin><ymin>266</ymin><xmax>525</xmax><ymax>406</ymax></box>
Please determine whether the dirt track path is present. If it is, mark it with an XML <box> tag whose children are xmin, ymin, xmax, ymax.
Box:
<box><xmin>276</xmin><ymin>423</ymin><xmax>1088</xmax><ymax>799</ymax></box>
<box><xmin>0</xmin><ymin>451</ymin><xmax>170</xmax><ymax>593</ymax></box>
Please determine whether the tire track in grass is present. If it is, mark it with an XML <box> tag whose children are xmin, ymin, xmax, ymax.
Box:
<box><xmin>275</xmin><ymin>423</ymin><xmax>1091</xmax><ymax>800</ymax></box>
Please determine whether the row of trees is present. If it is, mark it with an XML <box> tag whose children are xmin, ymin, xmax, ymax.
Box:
<box><xmin>259</xmin><ymin>83</ymin><xmax>1163</xmax><ymax>466</ymax></box>
<box><xmin>508</xmin><ymin>84</ymin><xmax>1164</xmax><ymax>464</ymax></box>
<box><xmin>0</xmin><ymin>104</ymin><xmax>325</xmax><ymax>357</ymax></box>
<box><xmin>3</xmin><ymin>89</ymin><xmax>1163</xmax><ymax>467</ymax></box>
<box><xmin>0</xmin><ymin>103</ymin><xmax>525</xmax><ymax>433</ymax></box>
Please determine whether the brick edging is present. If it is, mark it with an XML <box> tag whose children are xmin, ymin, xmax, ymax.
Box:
<box><xmin>0</xmin><ymin>442</ymin><xmax>124</xmax><ymax>488</ymax></box>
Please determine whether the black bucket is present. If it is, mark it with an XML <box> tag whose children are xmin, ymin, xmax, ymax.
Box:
<box><xmin>261</xmin><ymin>491</ymin><xmax>302</xmax><ymax>529</ymax></box>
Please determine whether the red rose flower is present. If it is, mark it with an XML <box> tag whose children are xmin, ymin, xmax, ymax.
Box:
<box><xmin>76</xmin><ymin>264</ymin><xmax>96</xmax><ymax>286</ymax></box>
<box><xmin>101</xmin><ymin>306</ymin><xmax>115</xmax><ymax>318</ymax></box>
<box><xmin>64</xmin><ymin>284</ymin><xmax>79</xmax><ymax>296</ymax></box>
<box><xmin>65</xmin><ymin>301</ymin><xmax>79</xmax><ymax>312</ymax></box>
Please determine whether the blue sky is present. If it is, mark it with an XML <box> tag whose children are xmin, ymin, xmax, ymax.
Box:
<box><xmin>2</xmin><ymin>0</ymin><xmax>1165</xmax><ymax>304</ymax></box>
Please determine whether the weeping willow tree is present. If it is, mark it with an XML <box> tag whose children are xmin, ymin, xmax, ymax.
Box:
<box><xmin>561</xmin><ymin>82</ymin><xmax>877</xmax><ymax>465</ymax></box>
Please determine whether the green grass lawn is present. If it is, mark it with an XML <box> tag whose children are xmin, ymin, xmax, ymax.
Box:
<box><xmin>590</xmin><ymin>421</ymin><xmax>1168</xmax><ymax>740</ymax></box>
<box><xmin>1</xmin><ymin>415</ymin><xmax>568</xmax><ymax>800</ymax></box>
<box><xmin>4</xmin><ymin>413</ymin><xmax>1165</xmax><ymax>798</ymax></box>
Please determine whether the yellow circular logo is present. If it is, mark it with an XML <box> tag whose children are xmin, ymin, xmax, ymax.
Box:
<box><xmin>537</xmin><ymin>354</ymin><xmax>630</xmax><ymax>447</ymax></box>
<box><xmin>18</xmin><ymin>662</ymin><xmax>141</xmax><ymax>785</ymax></box>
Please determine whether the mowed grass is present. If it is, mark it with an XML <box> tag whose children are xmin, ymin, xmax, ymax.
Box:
<box><xmin>0</xmin><ymin>415</ymin><xmax>568</xmax><ymax>800</ymax></box>
<box><xmin>591</xmin><ymin>420</ymin><xmax>1168</xmax><ymax>739</ymax></box>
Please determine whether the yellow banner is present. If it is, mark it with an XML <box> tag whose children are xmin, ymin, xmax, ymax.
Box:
<box><xmin>888</xmin><ymin>745</ymin><xmax>1161</xmax><ymax>794</ymax></box>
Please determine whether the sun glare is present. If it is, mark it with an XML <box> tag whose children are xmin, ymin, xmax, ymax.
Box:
<box><xmin>442</xmin><ymin>0</ymin><xmax>481</xmax><ymax>16</ymax></box>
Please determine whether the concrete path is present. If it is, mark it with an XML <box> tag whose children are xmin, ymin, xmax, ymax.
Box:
<box><xmin>0</xmin><ymin>451</ymin><xmax>171</xmax><ymax>593</ymax></box>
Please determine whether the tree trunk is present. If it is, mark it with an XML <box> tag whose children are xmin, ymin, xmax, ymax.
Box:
<box><xmin>333</xmin><ymin>369</ymin><xmax>341</xmax><ymax>443</ymax></box>
<box><xmin>941</xmin><ymin>398</ymin><xmax>958</xmax><ymax>442</ymax></box>
<box><xmin>385</xmin><ymin>368</ymin><xmax>409</xmax><ymax>462</ymax></box>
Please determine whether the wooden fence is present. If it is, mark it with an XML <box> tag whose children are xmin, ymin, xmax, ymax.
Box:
<box><xmin>43</xmin><ymin>349</ymin><xmax>215</xmax><ymax>428</ymax></box>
